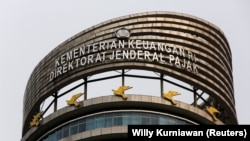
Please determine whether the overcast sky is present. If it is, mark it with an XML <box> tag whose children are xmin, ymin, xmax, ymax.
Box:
<box><xmin>0</xmin><ymin>0</ymin><xmax>249</xmax><ymax>140</ymax></box>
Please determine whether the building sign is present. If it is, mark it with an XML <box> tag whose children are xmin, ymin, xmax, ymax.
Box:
<box><xmin>49</xmin><ymin>39</ymin><xmax>199</xmax><ymax>82</ymax></box>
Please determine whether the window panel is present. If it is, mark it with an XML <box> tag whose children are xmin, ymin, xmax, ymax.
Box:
<box><xmin>62</xmin><ymin>125</ymin><xmax>69</xmax><ymax>138</ymax></box>
<box><xmin>86</xmin><ymin>118</ymin><xmax>95</xmax><ymax>130</ymax></box>
<box><xmin>79</xmin><ymin>123</ymin><xmax>86</xmax><ymax>132</ymax></box>
<box><xmin>41</xmin><ymin>111</ymin><xmax>194</xmax><ymax>141</ymax></box>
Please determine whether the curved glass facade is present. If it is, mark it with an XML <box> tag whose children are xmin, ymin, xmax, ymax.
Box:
<box><xmin>40</xmin><ymin>111</ymin><xmax>195</xmax><ymax>141</ymax></box>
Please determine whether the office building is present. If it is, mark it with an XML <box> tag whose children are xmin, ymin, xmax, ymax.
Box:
<box><xmin>21</xmin><ymin>11</ymin><xmax>237</xmax><ymax>141</ymax></box>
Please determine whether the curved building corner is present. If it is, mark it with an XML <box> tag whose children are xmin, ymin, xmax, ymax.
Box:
<box><xmin>21</xmin><ymin>11</ymin><xmax>237</xmax><ymax>141</ymax></box>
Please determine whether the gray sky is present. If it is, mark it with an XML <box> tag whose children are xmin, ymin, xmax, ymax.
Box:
<box><xmin>0</xmin><ymin>0</ymin><xmax>249</xmax><ymax>140</ymax></box>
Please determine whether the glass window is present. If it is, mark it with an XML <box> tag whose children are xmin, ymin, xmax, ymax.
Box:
<box><xmin>70</xmin><ymin>126</ymin><xmax>78</xmax><ymax>135</ymax></box>
<box><xmin>159</xmin><ymin>116</ymin><xmax>169</xmax><ymax>124</ymax></box>
<box><xmin>105</xmin><ymin>117</ymin><xmax>112</xmax><ymax>127</ymax></box>
<box><xmin>113</xmin><ymin>112</ymin><xmax>122</xmax><ymax>126</ymax></box>
<box><xmin>105</xmin><ymin>113</ymin><xmax>113</xmax><ymax>118</ymax></box>
<box><xmin>79</xmin><ymin>118</ymin><xmax>86</xmax><ymax>124</ymax></box>
<box><xmin>122</xmin><ymin>112</ymin><xmax>131</xmax><ymax>117</ymax></box>
<box><xmin>167</xmin><ymin>118</ymin><xmax>177</xmax><ymax>125</ymax></box>
<box><xmin>41</xmin><ymin>111</ymin><xmax>194</xmax><ymax>141</ymax></box>
<box><xmin>56</xmin><ymin>128</ymin><xmax>62</xmax><ymax>140</ymax></box>
<box><xmin>122</xmin><ymin>115</ymin><xmax>131</xmax><ymax>125</ymax></box>
<box><xmin>114</xmin><ymin>116</ymin><xmax>122</xmax><ymax>126</ymax></box>
<box><xmin>71</xmin><ymin>120</ymin><xmax>78</xmax><ymax>126</ymax></box>
<box><xmin>62</xmin><ymin>125</ymin><xmax>69</xmax><ymax>138</ymax></box>
<box><xmin>70</xmin><ymin>121</ymin><xmax>78</xmax><ymax>135</ymax></box>
<box><xmin>95</xmin><ymin>115</ymin><xmax>104</xmax><ymax>128</ymax></box>
<box><xmin>140</xmin><ymin>112</ymin><xmax>150</xmax><ymax>117</ymax></box>
<box><xmin>115</xmin><ymin>112</ymin><xmax>122</xmax><ymax>116</ymax></box>
<box><xmin>122</xmin><ymin>112</ymin><xmax>131</xmax><ymax>125</ymax></box>
<box><xmin>131</xmin><ymin>113</ymin><xmax>140</xmax><ymax>125</ymax></box>
<box><xmin>141</xmin><ymin>117</ymin><xmax>150</xmax><ymax>125</ymax></box>
<box><xmin>151</xmin><ymin>117</ymin><xmax>159</xmax><ymax>124</ymax></box>
<box><xmin>105</xmin><ymin>113</ymin><xmax>113</xmax><ymax>127</ymax></box>
<box><xmin>86</xmin><ymin>118</ymin><xmax>94</xmax><ymax>130</ymax></box>
<box><xmin>79</xmin><ymin>122</ymin><xmax>86</xmax><ymax>132</ymax></box>
<box><xmin>48</xmin><ymin>133</ymin><xmax>56</xmax><ymax>141</ymax></box>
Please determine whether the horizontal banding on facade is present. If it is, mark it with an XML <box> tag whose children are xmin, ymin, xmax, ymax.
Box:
<box><xmin>22</xmin><ymin>11</ymin><xmax>236</xmax><ymax>136</ymax></box>
<box><xmin>21</xmin><ymin>95</ymin><xmax>223</xmax><ymax>141</ymax></box>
